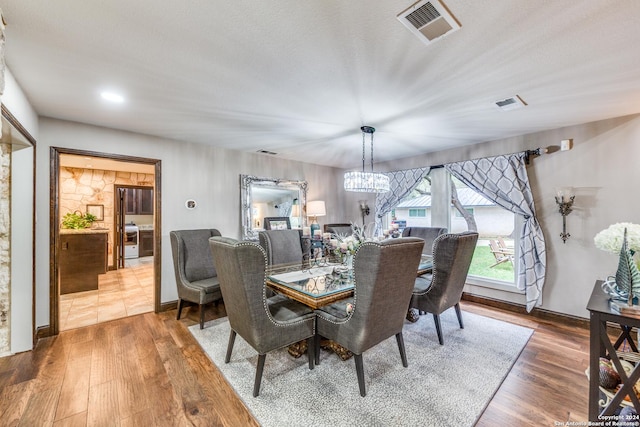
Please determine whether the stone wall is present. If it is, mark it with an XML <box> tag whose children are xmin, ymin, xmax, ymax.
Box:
<box><xmin>0</xmin><ymin>142</ymin><xmax>11</xmax><ymax>355</ymax></box>
<box><xmin>59</xmin><ymin>167</ymin><xmax>154</xmax><ymax>267</ymax></box>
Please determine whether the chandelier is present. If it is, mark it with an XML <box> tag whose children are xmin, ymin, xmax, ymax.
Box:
<box><xmin>344</xmin><ymin>126</ymin><xmax>390</xmax><ymax>193</ymax></box>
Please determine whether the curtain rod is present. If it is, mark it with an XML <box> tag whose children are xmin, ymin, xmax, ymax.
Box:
<box><xmin>427</xmin><ymin>148</ymin><xmax>543</xmax><ymax>170</ymax></box>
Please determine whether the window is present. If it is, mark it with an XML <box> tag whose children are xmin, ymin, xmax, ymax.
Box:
<box><xmin>449</xmin><ymin>177</ymin><xmax>517</xmax><ymax>288</ymax></box>
<box><xmin>383</xmin><ymin>178</ymin><xmax>432</xmax><ymax>231</ymax></box>
<box><xmin>384</xmin><ymin>170</ymin><xmax>520</xmax><ymax>292</ymax></box>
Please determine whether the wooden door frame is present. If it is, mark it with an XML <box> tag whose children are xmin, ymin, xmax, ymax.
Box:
<box><xmin>113</xmin><ymin>184</ymin><xmax>153</xmax><ymax>270</ymax></box>
<box><xmin>49</xmin><ymin>147</ymin><xmax>162</xmax><ymax>336</ymax></box>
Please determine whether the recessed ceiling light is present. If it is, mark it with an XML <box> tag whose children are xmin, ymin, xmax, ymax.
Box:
<box><xmin>100</xmin><ymin>91</ymin><xmax>125</xmax><ymax>103</ymax></box>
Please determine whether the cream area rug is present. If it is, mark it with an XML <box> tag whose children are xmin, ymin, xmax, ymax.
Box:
<box><xmin>189</xmin><ymin>309</ymin><xmax>533</xmax><ymax>427</ymax></box>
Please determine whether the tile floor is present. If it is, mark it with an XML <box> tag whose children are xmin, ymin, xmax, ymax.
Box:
<box><xmin>59</xmin><ymin>256</ymin><xmax>154</xmax><ymax>331</ymax></box>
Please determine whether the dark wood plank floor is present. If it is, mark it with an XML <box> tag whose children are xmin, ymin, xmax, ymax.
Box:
<box><xmin>0</xmin><ymin>301</ymin><xmax>589</xmax><ymax>426</ymax></box>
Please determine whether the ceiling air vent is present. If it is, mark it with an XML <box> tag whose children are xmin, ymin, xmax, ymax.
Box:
<box><xmin>493</xmin><ymin>95</ymin><xmax>527</xmax><ymax>112</ymax></box>
<box><xmin>397</xmin><ymin>0</ymin><xmax>461</xmax><ymax>45</ymax></box>
<box><xmin>257</xmin><ymin>149</ymin><xmax>278</xmax><ymax>155</ymax></box>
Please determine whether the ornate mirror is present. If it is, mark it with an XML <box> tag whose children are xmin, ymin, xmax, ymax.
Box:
<box><xmin>240</xmin><ymin>174</ymin><xmax>308</xmax><ymax>240</ymax></box>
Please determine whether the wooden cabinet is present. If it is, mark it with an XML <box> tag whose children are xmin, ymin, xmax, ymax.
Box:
<box><xmin>59</xmin><ymin>231</ymin><xmax>108</xmax><ymax>294</ymax></box>
<box><xmin>139</xmin><ymin>230</ymin><xmax>154</xmax><ymax>257</ymax></box>
<box><xmin>587</xmin><ymin>281</ymin><xmax>640</xmax><ymax>419</ymax></box>
<box><xmin>124</xmin><ymin>188</ymin><xmax>136</xmax><ymax>215</ymax></box>
<box><xmin>124</xmin><ymin>188</ymin><xmax>153</xmax><ymax>215</ymax></box>
<box><xmin>138</xmin><ymin>189</ymin><xmax>153</xmax><ymax>215</ymax></box>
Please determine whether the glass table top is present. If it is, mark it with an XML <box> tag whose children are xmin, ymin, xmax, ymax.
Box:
<box><xmin>267</xmin><ymin>264</ymin><xmax>354</xmax><ymax>298</ymax></box>
<box><xmin>267</xmin><ymin>254</ymin><xmax>433</xmax><ymax>299</ymax></box>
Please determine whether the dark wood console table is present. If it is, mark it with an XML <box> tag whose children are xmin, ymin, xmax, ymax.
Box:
<box><xmin>587</xmin><ymin>280</ymin><xmax>640</xmax><ymax>420</ymax></box>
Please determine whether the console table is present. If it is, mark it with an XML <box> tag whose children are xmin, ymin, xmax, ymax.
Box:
<box><xmin>587</xmin><ymin>280</ymin><xmax>640</xmax><ymax>420</ymax></box>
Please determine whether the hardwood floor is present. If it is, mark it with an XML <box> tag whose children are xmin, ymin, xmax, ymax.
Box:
<box><xmin>0</xmin><ymin>301</ymin><xmax>589</xmax><ymax>426</ymax></box>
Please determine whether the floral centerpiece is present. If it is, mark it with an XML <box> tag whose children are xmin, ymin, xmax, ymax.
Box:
<box><xmin>329</xmin><ymin>223</ymin><xmax>374</xmax><ymax>266</ymax></box>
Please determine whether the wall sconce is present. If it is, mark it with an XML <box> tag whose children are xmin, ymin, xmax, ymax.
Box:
<box><xmin>555</xmin><ymin>187</ymin><xmax>575</xmax><ymax>243</ymax></box>
<box><xmin>359</xmin><ymin>200</ymin><xmax>370</xmax><ymax>226</ymax></box>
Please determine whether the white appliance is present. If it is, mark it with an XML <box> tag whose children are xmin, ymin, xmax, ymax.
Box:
<box><xmin>124</xmin><ymin>224</ymin><xmax>139</xmax><ymax>259</ymax></box>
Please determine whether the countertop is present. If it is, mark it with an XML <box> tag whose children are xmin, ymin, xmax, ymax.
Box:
<box><xmin>60</xmin><ymin>228</ymin><xmax>109</xmax><ymax>234</ymax></box>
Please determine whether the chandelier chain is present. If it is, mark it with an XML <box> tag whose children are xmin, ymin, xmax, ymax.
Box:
<box><xmin>362</xmin><ymin>129</ymin><xmax>366</xmax><ymax>173</ymax></box>
<box><xmin>370</xmin><ymin>130</ymin><xmax>374</xmax><ymax>172</ymax></box>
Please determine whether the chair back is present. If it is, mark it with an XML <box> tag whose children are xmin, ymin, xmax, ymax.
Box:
<box><xmin>416</xmin><ymin>232</ymin><xmax>478</xmax><ymax>312</ymax></box>
<box><xmin>170</xmin><ymin>229</ymin><xmax>222</xmax><ymax>284</ymax></box>
<box><xmin>208</xmin><ymin>236</ymin><xmax>276</xmax><ymax>351</ymax></box>
<box><xmin>401</xmin><ymin>226</ymin><xmax>447</xmax><ymax>256</ymax></box>
<box><xmin>339</xmin><ymin>237</ymin><xmax>424</xmax><ymax>354</ymax></box>
<box><xmin>259</xmin><ymin>229</ymin><xmax>308</xmax><ymax>265</ymax></box>
<box><xmin>324</xmin><ymin>223</ymin><xmax>353</xmax><ymax>236</ymax></box>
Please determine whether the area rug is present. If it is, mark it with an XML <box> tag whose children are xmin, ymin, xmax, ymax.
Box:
<box><xmin>189</xmin><ymin>310</ymin><xmax>533</xmax><ymax>426</ymax></box>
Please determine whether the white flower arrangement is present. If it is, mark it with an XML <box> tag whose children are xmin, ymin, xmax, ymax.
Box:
<box><xmin>330</xmin><ymin>222</ymin><xmax>376</xmax><ymax>259</ymax></box>
<box><xmin>594</xmin><ymin>223</ymin><xmax>640</xmax><ymax>255</ymax></box>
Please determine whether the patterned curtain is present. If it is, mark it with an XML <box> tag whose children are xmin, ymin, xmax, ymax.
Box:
<box><xmin>446</xmin><ymin>153</ymin><xmax>546</xmax><ymax>312</ymax></box>
<box><xmin>374</xmin><ymin>167</ymin><xmax>430</xmax><ymax>234</ymax></box>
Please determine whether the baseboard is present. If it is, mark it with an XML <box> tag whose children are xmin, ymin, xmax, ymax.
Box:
<box><xmin>35</xmin><ymin>325</ymin><xmax>52</xmax><ymax>341</ymax></box>
<box><xmin>461</xmin><ymin>292</ymin><xmax>589</xmax><ymax>329</ymax></box>
<box><xmin>161</xmin><ymin>300</ymin><xmax>178</xmax><ymax>312</ymax></box>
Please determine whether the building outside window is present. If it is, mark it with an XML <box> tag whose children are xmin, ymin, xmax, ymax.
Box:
<box><xmin>385</xmin><ymin>172</ymin><xmax>519</xmax><ymax>290</ymax></box>
<box><xmin>449</xmin><ymin>178</ymin><xmax>516</xmax><ymax>287</ymax></box>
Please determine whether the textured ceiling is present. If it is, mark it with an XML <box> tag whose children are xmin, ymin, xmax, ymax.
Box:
<box><xmin>2</xmin><ymin>1</ymin><xmax>640</xmax><ymax>168</ymax></box>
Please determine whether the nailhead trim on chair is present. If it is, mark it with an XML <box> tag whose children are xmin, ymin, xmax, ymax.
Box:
<box><xmin>316</xmin><ymin>239</ymin><xmax>424</xmax><ymax>326</ymax></box>
<box><xmin>412</xmin><ymin>232</ymin><xmax>467</xmax><ymax>297</ymax></box>
<box><xmin>231</xmin><ymin>241</ymin><xmax>315</xmax><ymax>332</ymax></box>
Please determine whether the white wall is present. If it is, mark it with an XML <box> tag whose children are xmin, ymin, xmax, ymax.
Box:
<box><xmin>1</xmin><ymin>69</ymin><xmax>39</xmax><ymax>140</ymax></box>
<box><xmin>35</xmin><ymin>118</ymin><xmax>357</xmax><ymax>327</ymax></box>
<box><xmin>2</xmin><ymin>67</ymin><xmax>38</xmax><ymax>352</ymax></box>
<box><xmin>10</xmin><ymin>145</ymin><xmax>33</xmax><ymax>353</ymax></box>
<box><xmin>376</xmin><ymin>113</ymin><xmax>640</xmax><ymax>318</ymax></box>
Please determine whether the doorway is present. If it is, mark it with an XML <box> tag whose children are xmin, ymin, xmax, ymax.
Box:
<box><xmin>50</xmin><ymin>147</ymin><xmax>161</xmax><ymax>335</ymax></box>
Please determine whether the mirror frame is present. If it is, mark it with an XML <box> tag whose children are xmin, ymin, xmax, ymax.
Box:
<box><xmin>240</xmin><ymin>174</ymin><xmax>308</xmax><ymax>240</ymax></box>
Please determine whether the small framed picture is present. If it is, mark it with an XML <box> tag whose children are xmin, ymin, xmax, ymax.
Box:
<box><xmin>86</xmin><ymin>204</ymin><xmax>104</xmax><ymax>221</ymax></box>
<box><xmin>264</xmin><ymin>217</ymin><xmax>291</xmax><ymax>230</ymax></box>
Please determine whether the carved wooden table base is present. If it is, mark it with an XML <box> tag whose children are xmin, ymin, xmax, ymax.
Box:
<box><xmin>287</xmin><ymin>339</ymin><xmax>353</xmax><ymax>361</ymax></box>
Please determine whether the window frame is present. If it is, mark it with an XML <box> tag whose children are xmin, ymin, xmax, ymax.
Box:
<box><xmin>408</xmin><ymin>208</ymin><xmax>426</xmax><ymax>217</ymax></box>
<box><xmin>383</xmin><ymin>168</ymin><xmax>524</xmax><ymax>294</ymax></box>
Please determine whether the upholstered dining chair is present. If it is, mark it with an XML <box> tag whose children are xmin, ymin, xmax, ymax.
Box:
<box><xmin>208</xmin><ymin>236</ymin><xmax>316</xmax><ymax>397</ymax></box>
<box><xmin>258</xmin><ymin>229</ymin><xmax>311</xmax><ymax>265</ymax></box>
<box><xmin>410</xmin><ymin>231</ymin><xmax>479</xmax><ymax>345</ymax></box>
<box><xmin>401</xmin><ymin>226</ymin><xmax>447</xmax><ymax>256</ymax></box>
<box><xmin>315</xmin><ymin>237</ymin><xmax>424</xmax><ymax>397</ymax></box>
<box><xmin>170</xmin><ymin>229</ymin><xmax>223</xmax><ymax>329</ymax></box>
<box><xmin>324</xmin><ymin>223</ymin><xmax>353</xmax><ymax>236</ymax></box>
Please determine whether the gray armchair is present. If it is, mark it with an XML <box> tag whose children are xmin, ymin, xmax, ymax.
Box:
<box><xmin>410</xmin><ymin>231</ymin><xmax>479</xmax><ymax>345</ymax></box>
<box><xmin>258</xmin><ymin>229</ymin><xmax>311</xmax><ymax>265</ymax></box>
<box><xmin>402</xmin><ymin>226</ymin><xmax>447</xmax><ymax>256</ymax></box>
<box><xmin>315</xmin><ymin>237</ymin><xmax>424</xmax><ymax>396</ymax></box>
<box><xmin>170</xmin><ymin>229</ymin><xmax>223</xmax><ymax>329</ymax></box>
<box><xmin>208</xmin><ymin>236</ymin><xmax>316</xmax><ymax>397</ymax></box>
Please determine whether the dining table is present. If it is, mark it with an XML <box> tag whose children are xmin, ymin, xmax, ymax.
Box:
<box><xmin>265</xmin><ymin>255</ymin><xmax>433</xmax><ymax>359</ymax></box>
<box><xmin>266</xmin><ymin>254</ymin><xmax>433</xmax><ymax>309</ymax></box>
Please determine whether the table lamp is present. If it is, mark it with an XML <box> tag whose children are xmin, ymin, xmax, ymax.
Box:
<box><xmin>307</xmin><ymin>200</ymin><xmax>326</xmax><ymax>238</ymax></box>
